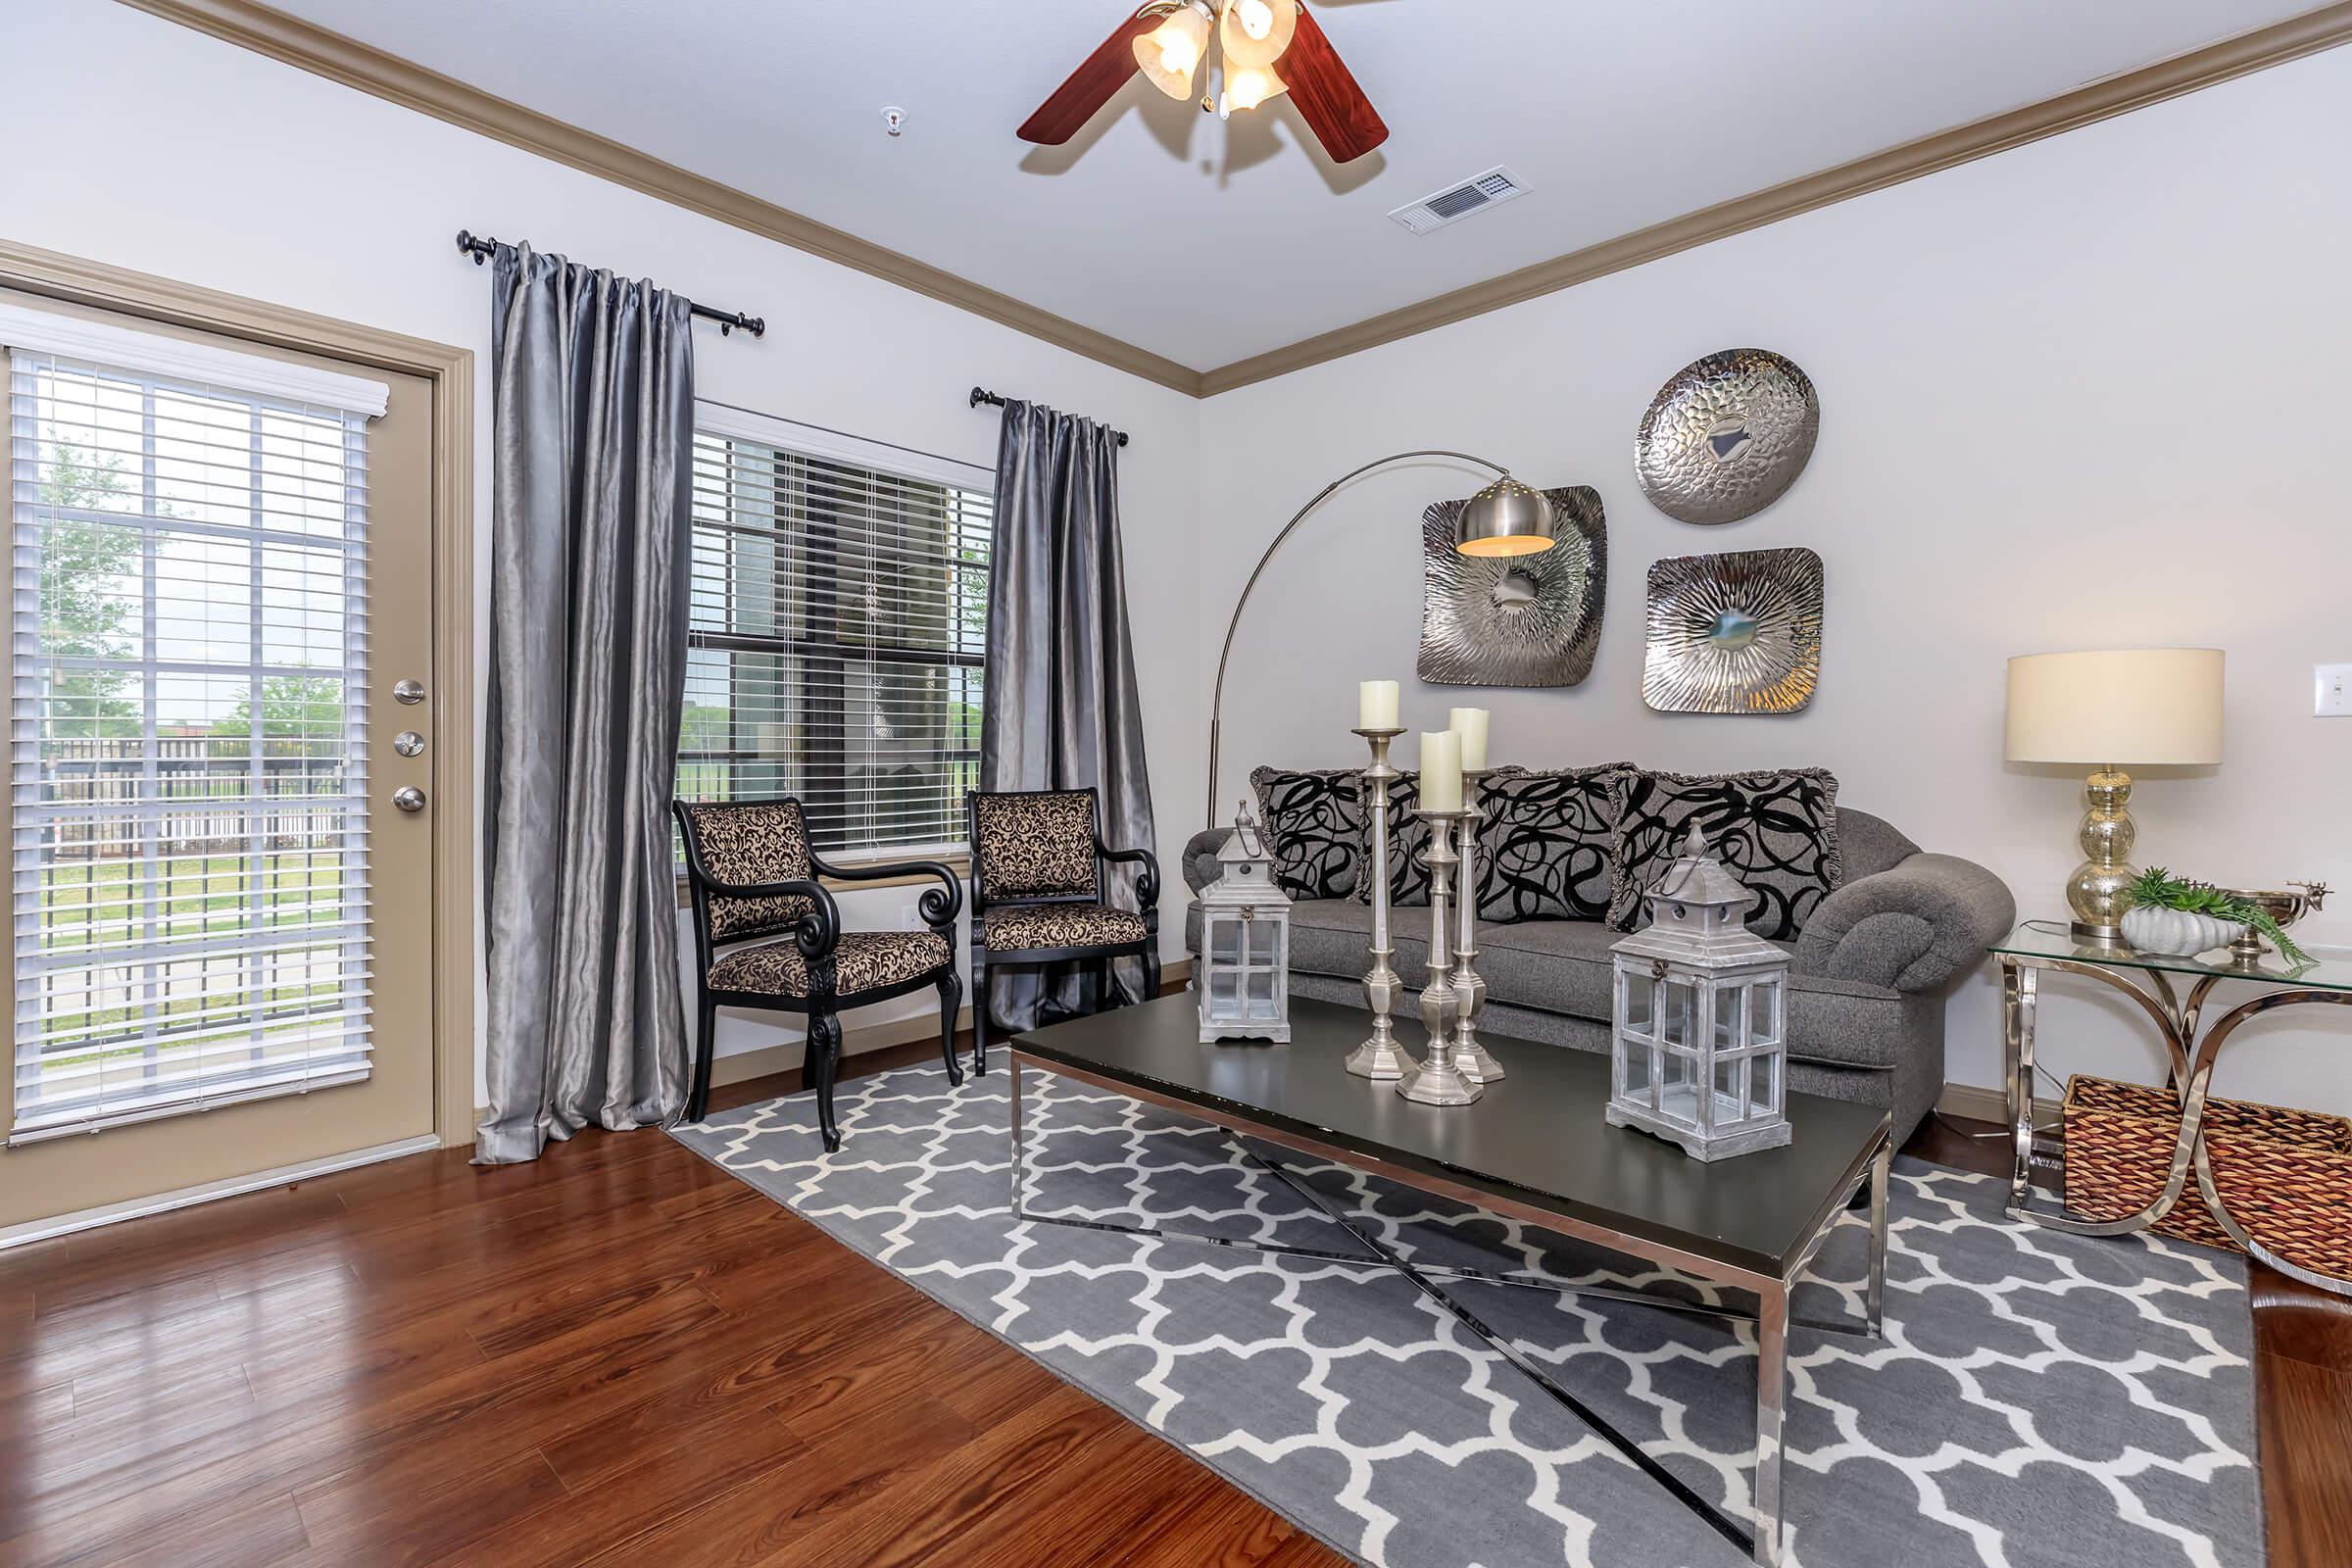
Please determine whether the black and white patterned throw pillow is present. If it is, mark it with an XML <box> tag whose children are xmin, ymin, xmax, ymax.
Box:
<box><xmin>1249</xmin><ymin>766</ymin><xmax>1362</xmax><ymax>901</ymax></box>
<box><xmin>1473</xmin><ymin>765</ymin><xmax>1632</xmax><ymax>924</ymax></box>
<box><xmin>1354</xmin><ymin>767</ymin><xmax>1531</xmax><ymax>909</ymax></box>
<box><xmin>1606</xmin><ymin>768</ymin><xmax>1842</xmax><ymax>940</ymax></box>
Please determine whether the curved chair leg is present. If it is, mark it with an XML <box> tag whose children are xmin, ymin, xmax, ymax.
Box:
<box><xmin>1141</xmin><ymin>942</ymin><xmax>1162</xmax><ymax>1005</ymax></box>
<box><xmin>970</xmin><ymin>950</ymin><xmax>991</xmax><ymax>1079</ymax></box>
<box><xmin>688</xmin><ymin>994</ymin><xmax>718</xmax><ymax>1122</ymax></box>
<box><xmin>936</xmin><ymin>967</ymin><xmax>964</xmax><ymax>1086</ymax></box>
<box><xmin>809</xmin><ymin>1010</ymin><xmax>844</xmax><ymax>1153</ymax></box>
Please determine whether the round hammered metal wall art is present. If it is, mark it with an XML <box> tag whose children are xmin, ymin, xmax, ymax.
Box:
<box><xmin>1635</xmin><ymin>349</ymin><xmax>1820</xmax><ymax>525</ymax></box>
<box><xmin>1642</xmin><ymin>546</ymin><xmax>1824</xmax><ymax>713</ymax></box>
<box><xmin>1419</xmin><ymin>485</ymin><xmax>1606</xmax><ymax>687</ymax></box>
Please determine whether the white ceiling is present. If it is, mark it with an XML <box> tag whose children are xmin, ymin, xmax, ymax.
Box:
<box><xmin>267</xmin><ymin>0</ymin><xmax>2314</xmax><ymax>371</ymax></box>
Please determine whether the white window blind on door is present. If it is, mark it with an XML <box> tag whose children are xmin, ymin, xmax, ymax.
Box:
<box><xmin>9</xmin><ymin>343</ymin><xmax>378</xmax><ymax>1142</ymax></box>
<box><xmin>680</xmin><ymin>415</ymin><xmax>994</xmax><ymax>859</ymax></box>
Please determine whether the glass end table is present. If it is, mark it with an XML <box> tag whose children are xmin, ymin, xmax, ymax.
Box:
<box><xmin>1990</xmin><ymin>919</ymin><xmax>2352</xmax><ymax>1295</ymax></box>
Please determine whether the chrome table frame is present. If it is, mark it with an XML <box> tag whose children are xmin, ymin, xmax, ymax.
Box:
<box><xmin>1998</xmin><ymin>949</ymin><xmax>2352</xmax><ymax>1297</ymax></box>
<box><xmin>1008</xmin><ymin>1050</ymin><xmax>1891</xmax><ymax>1566</ymax></box>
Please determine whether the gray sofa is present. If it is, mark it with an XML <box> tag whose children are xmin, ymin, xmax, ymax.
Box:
<box><xmin>1183</xmin><ymin>807</ymin><xmax>2014</xmax><ymax>1144</ymax></box>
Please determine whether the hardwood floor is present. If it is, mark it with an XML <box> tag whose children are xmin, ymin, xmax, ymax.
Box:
<box><xmin>1</xmin><ymin>1061</ymin><xmax>2343</xmax><ymax>1567</ymax></box>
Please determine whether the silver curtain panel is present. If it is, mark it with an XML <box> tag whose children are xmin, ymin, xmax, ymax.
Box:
<box><xmin>477</xmin><ymin>244</ymin><xmax>695</xmax><ymax>1163</ymax></box>
<box><xmin>982</xmin><ymin>401</ymin><xmax>1156</xmax><ymax>1030</ymax></box>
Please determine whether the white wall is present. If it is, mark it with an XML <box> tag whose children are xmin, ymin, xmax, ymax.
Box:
<box><xmin>0</xmin><ymin>0</ymin><xmax>1202</xmax><ymax>1105</ymax></box>
<box><xmin>1195</xmin><ymin>46</ymin><xmax>2352</xmax><ymax>1117</ymax></box>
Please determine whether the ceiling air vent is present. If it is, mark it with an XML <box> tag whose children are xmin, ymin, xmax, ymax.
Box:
<box><xmin>1389</xmin><ymin>168</ymin><xmax>1527</xmax><ymax>235</ymax></box>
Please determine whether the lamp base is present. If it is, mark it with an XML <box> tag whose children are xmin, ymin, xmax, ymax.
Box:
<box><xmin>2064</xmin><ymin>766</ymin><xmax>2137</xmax><ymax>943</ymax></box>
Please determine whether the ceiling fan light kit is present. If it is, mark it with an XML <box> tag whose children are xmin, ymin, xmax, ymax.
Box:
<box><xmin>1134</xmin><ymin>2</ymin><xmax>1214</xmax><ymax>101</ymax></box>
<box><xmin>1024</xmin><ymin>0</ymin><xmax>1388</xmax><ymax>163</ymax></box>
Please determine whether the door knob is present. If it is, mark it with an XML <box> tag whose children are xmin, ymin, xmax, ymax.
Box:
<box><xmin>392</xmin><ymin>786</ymin><xmax>427</xmax><ymax>813</ymax></box>
<box><xmin>393</xmin><ymin>679</ymin><xmax>426</xmax><ymax>705</ymax></box>
<box><xmin>393</xmin><ymin>730</ymin><xmax>425</xmax><ymax>758</ymax></box>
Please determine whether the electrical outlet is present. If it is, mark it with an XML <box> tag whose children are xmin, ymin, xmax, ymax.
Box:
<box><xmin>901</xmin><ymin>904</ymin><xmax>921</xmax><ymax>930</ymax></box>
<box><xmin>2318</xmin><ymin>663</ymin><xmax>2352</xmax><ymax>717</ymax></box>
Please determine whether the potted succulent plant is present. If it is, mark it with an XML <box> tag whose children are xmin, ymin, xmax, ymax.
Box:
<box><xmin>2122</xmin><ymin>867</ymin><xmax>2312</xmax><ymax>962</ymax></box>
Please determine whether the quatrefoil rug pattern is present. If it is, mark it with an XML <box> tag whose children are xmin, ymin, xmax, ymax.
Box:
<box><xmin>673</xmin><ymin>1064</ymin><xmax>2261</xmax><ymax>1568</ymax></box>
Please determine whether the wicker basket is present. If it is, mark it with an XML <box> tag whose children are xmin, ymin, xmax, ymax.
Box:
<box><xmin>2060</xmin><ymin>1073</ymin><xmax>2352</xmax><ymax>1278</ymax></box>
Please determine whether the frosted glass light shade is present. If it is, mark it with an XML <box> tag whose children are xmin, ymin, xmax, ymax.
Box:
<box><xmin>1223</xmin><ymin>62</ymin><xmax>1287</xmax><ymax>113</ymax></box>
<box><xmin>2004</xmin><ymin>648</ymin><xmax>2225</xmax><ymax>764</ymax></box>
<box><xmin>1135</xmin><ymin>4</ymin><xmax>1213</xmax><ymax>100</ymax></box>
<box><xmin>1220</xmin><ymin>0</ymin><xmax>1298</xmax><ymax>68</ymax></box>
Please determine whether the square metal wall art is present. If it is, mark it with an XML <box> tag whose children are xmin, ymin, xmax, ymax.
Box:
<box><xmin>1642</xmin><ymin>547</ymin><xmax>1824</xmax><ymax>713</ymax></box>
<box><xmin>1419</xmin><ymin>485</ymin><xmax>1606</xmax><ymax>688</ymax></box>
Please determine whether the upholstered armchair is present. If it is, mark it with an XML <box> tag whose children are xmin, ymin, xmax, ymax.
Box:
<box><xmin>673</xmin><ymin>799</ymin><xmax>963</xmax><ymax>1149</ymax></box>
<box><xmin>966</xmin><ymin>787</ymin><xmax>1160</xmax><ymax>1075</ymax></box>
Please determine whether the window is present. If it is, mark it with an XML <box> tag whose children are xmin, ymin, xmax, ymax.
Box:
<box><xmin>679</xmin><ymin>410</ymin><xmax>994</xmax><ymax>861</ymax></box>
<box><xmin>7</xmin><ymin>314</ymin><xmax>384</xmax><ymax>1141</ymax></box>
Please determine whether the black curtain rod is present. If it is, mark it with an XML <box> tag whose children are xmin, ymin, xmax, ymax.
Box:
<box><xmin>970</xmin><ymin>386</ymin><xmax>1129</xmax><ymax>447</ymax></box>
<box><xmin>455</xmin><ymin>230</ymin><xmax>765</xmax><ymax>338</ymax></box>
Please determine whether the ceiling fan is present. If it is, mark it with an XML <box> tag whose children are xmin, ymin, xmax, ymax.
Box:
<box><xmin>1019</xmin><ymin>0</ymin><xmax>1389</xmax><ymax>164</ymax></box>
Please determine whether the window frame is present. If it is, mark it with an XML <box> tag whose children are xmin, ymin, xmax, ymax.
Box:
<box><xmin>678</xmin><ymin>403</ymin><xmax>994</xmax><ymax>887</ymax></box>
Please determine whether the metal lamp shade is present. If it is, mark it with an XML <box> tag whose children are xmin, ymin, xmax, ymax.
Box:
<box><xmin>1454</xmin><ymin>475</ymin><xmax>1558</xmax><ymax>558</ymax></box>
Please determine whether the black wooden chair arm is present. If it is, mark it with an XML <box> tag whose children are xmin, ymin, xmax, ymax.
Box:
<box><xmin>811</xmin><ymin>855</ymin><xmax>965</xmax><ymax>933</ymax></box>
<box><xmin>1096</xmin><ymin>841</ymin><xmax>1162</xmax><ymax>910</ymax></box>
<box><xmin>699</xmin><ymin>875</ymin><xmax>841</xmax><ymax>957</ymax></box>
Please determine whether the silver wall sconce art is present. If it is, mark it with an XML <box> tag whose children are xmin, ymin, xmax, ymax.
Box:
<box><xmin>1419</xmin><ymin>486</ymin><xmax>1606</xmax><ymax>687</ymax></box>
<box><xmin>1636</xmin><ymin>349</ymin><xmax>1819</xmax><ymax>525</ymax></box>
<box><xmin>1642</xmin><ymin>547</ymin><xmax>1825</xmax><ymax>714</ymax></box>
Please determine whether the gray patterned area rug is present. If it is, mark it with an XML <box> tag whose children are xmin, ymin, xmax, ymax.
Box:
<box><xmin>671</xmin><ymin>1062</ymin><xmax>2262</xmax><ymax>1568</ymax></box>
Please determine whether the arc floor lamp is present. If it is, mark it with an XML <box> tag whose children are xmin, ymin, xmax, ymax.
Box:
<box><xmin>1205</xmin><ymin>454</ymin><xmax>1559</xmax><ymax>821</ymax></box>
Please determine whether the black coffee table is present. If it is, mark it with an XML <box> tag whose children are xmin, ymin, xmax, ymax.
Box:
<box><xmin>1007</xmin><ymin>992</ymin><xmax>1891</xmax><ymax>1566</ymax></box>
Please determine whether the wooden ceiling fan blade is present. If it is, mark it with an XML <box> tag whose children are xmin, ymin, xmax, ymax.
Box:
<box><xmin>1282</xmin><ymin>3</ymin><xmax>1388</xmax><ymax>164</ymax></box>
<box><xmin>1018</xmin><ymin>11</ymin><xmax>1164</xmax><ymax>145</ymax></box>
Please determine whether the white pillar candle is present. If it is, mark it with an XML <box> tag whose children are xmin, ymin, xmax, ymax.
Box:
<box><xmin>1418</xmin><ymin>730</ymin><xmax>1463</xmax><ymax>812</ymax></box>
<box><xmin>1448</xmin><ymin>707</ymin><xmax>1490</xmax><ymax>770</ymax></box>
<box><xmin>1358</xmin><ymin>679</ymin><xmax>1399</xmax><ymax>730</ymax></box>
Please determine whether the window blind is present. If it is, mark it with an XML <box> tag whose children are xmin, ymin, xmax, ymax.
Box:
<box><xmin>680</xmin><ymin>425</ymin><xmax>993</xmax><ymax>859</ymax></box>
<box><xmin>9</xmin><ymin>348</ymin><xmax>375</xmax><ymax>1142</ymax></box>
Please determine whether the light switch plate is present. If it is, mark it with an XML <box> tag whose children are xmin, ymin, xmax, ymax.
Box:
<box><xmin>2318</xmin><ymin>663</ymin><xmax>2352</xmax><ymax>717</ymax></box>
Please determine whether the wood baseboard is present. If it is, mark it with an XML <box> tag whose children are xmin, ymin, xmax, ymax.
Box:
<box><xmin>705</xmin><ymin>956</ymin><xmax>1195</xmax><ymax>1092</ymax></box>
<box><xmin>1936</xmin><ymin>1081</ymin><xmax>2057</xmax><ymax>1126</ymax></box>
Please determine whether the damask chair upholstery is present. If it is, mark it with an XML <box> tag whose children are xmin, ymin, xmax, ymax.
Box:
<box><xmin>674</xmin><ymin>798</ymin><xmax>962</xmax><ymax>1150</ymax></box>
<box><xmin>967</xmin><ymin>786</ymin><xmax>1159</xmax><ymax>1074</ymax></box>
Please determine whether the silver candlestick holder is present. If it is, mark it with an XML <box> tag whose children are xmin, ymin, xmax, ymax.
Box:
<box><xmin>1452</xmin><ymin>768</ymin><xmax>1503</xmax><ymax>1085</ymax></box>
<box><xmin>1398</xmin><ymin>808</ymin><xmax>1482</xmax><ymax>1106</ymax></box>
<box><xmin>1346</xmin><ymin>726</ymin><xmax>1408</xmax><ymax>1079</ymax></box>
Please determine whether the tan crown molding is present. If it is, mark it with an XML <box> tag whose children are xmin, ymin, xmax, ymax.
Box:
<box><xmin>116</xmin><ymin>0</ymin><xmax>2352</xmax><ymax>404</ymax></box>
<box><xmin>111</xmin><ymin>0</ymin><xmax>1202</xmax><ymax>396</ymax></box>
<box><xmin>1197</xmin><ymin>2</ymin><xmax>2352</xmax><ymax>395</ymax></box>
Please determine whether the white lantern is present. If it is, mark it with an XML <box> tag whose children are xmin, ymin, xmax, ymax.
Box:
<box><xmin>1198</xmin><ymin>805</ymin><xmax>1292</xmax><ymax>1043</ymax></box>
<box><xmin>1606</xmin><ymin>825</ymin><xmax>1791</xmax><ymax>1159</ymax></box>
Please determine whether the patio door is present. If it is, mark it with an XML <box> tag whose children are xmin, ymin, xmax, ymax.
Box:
<box><xmin>0</xmin><ymin>289</ymin><xmax>438</xmax><ymax>1236</ymax></box>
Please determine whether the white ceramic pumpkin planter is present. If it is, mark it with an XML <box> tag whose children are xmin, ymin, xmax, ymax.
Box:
<box><xmin>2120</xmin><ymin>904</ymin><xmax>2244</xmax><ymax>956</ymax></box>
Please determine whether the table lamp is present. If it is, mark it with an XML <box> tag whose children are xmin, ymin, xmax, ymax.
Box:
<box><xmin>2004</xmin><ymin>648</ymin><xmax>2224</xmax><ymax>941</ymax></box>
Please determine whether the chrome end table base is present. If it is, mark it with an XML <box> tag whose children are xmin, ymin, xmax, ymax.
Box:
<box><xmin>1007</xmin><ymin>1055</ymin><xmax>1890</xmax><ymax>1566</ymax></box>
<box><xmin>1998</xmin><ymin>949</ymin><xmax>2352</xmax><ymax>1298</ymax></box>
<box><xmin>1347</xmin><ymin>726</ymin><xmax>1409</xmax><ymax>1080</ymax></box>
<box><xmin>1398</xmin><ymin>808</ymin><xmax>1481</xmax><ymax>1105</ymax></box>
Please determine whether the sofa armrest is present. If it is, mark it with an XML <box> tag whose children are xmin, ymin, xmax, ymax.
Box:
<box><xmin>1182</xmin><ymin>829</ymin><xmax>1228</xmax><ymax>895</ymax></box>
<box><xmin>1795</xmin><ymin>853</ymin><xmax>2016</xmax><ymax>994</ymax></box>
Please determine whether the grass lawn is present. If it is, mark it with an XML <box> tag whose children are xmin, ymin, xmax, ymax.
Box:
<box><xmin>26</xmin><ymin>852</ymin><xmax>360</xmax><ymax>1082</ymax></box>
